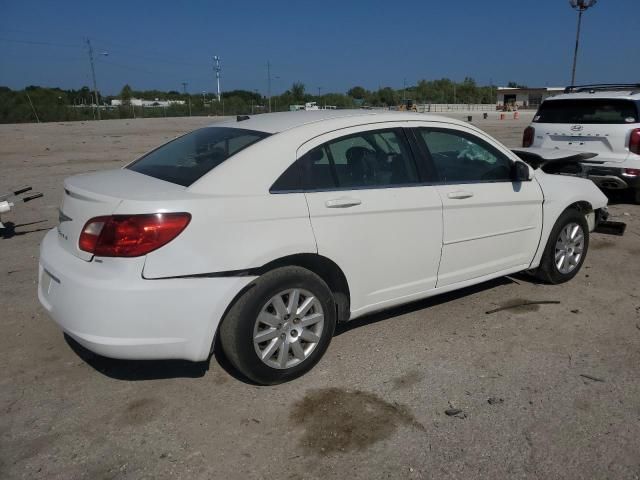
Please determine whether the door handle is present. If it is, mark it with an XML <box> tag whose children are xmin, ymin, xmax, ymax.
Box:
<box><xmin>325</xmin><ymin>197</ymin><xmax>362</xmax><ymax>208</ymax></box>
<box><xmin>447</xmin><ymin>191</ymin><xmax>474</xmax><ymax>200</ymax></box>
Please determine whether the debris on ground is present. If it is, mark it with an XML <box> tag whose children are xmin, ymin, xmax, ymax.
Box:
<box><xmin>580</xmin><ymin>374</ymin><xmax>605</xmax><ymax>383</ymax></box>
<box><xmin>487</xmin><ymin>397</ymin><xmax>504</xmax><ymax>405</ymax></box>
<box><xmin>444</xmin><ymin>408</ymin><xmax>464</xmax><ymax>417</ymax></box>
<box><xmin>486</xmin><ymin>300</ymin><xmax>561</xmax><ymax>315</ymax></box>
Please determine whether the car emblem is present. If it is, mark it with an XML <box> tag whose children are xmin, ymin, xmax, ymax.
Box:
<box><xmin>58</xmin><ymin>209</ymin><xmax>72</xmax><ymax>223</ymax></box>
<box><xmin>570</xmin><ymin>125</ymin><xmax>583</xmax><ymax>132</ymax></box>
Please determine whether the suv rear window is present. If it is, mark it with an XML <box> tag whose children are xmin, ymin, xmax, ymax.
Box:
<box><xmin>127</xmin><ymin>127</ymin><xmax>270</xmax><ymax>186</ymax></box>
<box><xmin>534</xmin><ymin>99</ymin><xmax>639</xmax><ymax>124</ymax></box>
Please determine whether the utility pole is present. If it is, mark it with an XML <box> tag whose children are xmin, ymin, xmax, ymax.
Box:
<box><xmin>214</xmin><ymin>56</ymin><xmax>221</xmax><ymax>102</ymax></box>
<box><xmin>569</xmin><ymin>0</ymin><xmax>597</xmax><ymax>85</ymax></box>
<box><xmin>86</xmin><ymin>38</ymin><xmax>101</xmax><ymax>120</ymax></box>
<box><xmin>267</xmin><ymin>60</ymin><xmax>272</xmax><ymax>113</ymax></box>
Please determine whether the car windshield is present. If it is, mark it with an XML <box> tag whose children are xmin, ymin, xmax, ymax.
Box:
<box><xmin>127</xmin><ymin>127</ymin><xmax>270</xmax><ymax>186</ymax></box>
<box><xmin>533</xmin><ymin>99</ymin><xmax>639</xmax><ymax>124</ymax></box>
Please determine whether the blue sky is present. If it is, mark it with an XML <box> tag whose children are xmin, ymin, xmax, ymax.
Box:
<box><xmin>1</xmin><ymin>0</ymin><xmax>638</xmax><ymax>95</ymax></box>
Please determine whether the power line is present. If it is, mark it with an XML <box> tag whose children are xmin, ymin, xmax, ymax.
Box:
<box><xmin>0</xmin><ymin>37</ymin><xmax>81</xmax><ymax>48</ymax></box>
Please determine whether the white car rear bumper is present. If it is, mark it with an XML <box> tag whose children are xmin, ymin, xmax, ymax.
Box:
<box><xmin>38</xmin><ymin>229</ymin><xmax>255</xmax><ymax>362</ymax></box>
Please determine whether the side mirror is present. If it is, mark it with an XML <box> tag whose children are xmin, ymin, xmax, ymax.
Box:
<box><xmin>513</xmin><ymin>161</ymin><xmax>532</xmax><ymax>182</ymax></box>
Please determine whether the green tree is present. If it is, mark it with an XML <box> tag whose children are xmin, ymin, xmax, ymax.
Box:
<box><xmin>291</xmin><ymin>82</ymin><xmax>305</xmax><ymax>102</ymax></box>
<box><xmin>376</xmin><ymin>87</ymin><xmax>397</xmax><ymax>106</ymax></box>
<box><xmin>120</xmin><ymin>84</ymin><xmax>133</xmax><ymax>105</ymax></box>
<box><xmin>347</xmin><ymin>86</ymin><xmax>368</xmax><ymax>99</ymax></box>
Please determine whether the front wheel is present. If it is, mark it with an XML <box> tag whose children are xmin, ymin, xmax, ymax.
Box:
<box><xmin>535</xmin><ymin>208</ymin><xmax>589</xmax><ymax>284</ymax></box>
<box><xmin>219</xmin><ymin>266</ymin><xmax>336</xmax><ymax>385</ymax></box>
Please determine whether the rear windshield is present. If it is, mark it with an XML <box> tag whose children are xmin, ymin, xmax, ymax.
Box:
<box><xmin>534</xmin><ymin>99</ymin><xmax>639</xmax><ymax>124</ymax></box>
<box><xmin>127</xmin><ymin>127</ymin><xmax>270</xmax><ymax>186</ymax></box>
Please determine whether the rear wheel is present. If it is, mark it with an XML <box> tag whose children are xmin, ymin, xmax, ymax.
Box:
<box><xmin>632</xmin><ymin>188</ymin><xmax>640</xmax><ymax>205</ymax></box>
<box><xmin>219</xmin><ymin>266</ymin><xmax>336</xmax><ymax>385</ymax></box>
<box><xmin>535</xmin><ymin>208</ymin><xmax>589</xmax><ymax>284</ymax></box>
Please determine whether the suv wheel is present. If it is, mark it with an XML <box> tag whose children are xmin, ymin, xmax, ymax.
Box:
<box><xmin>219</xmin><ymin>266</ymin><xmax>336</xmax><ymax>385</ymax></box>
<box><xmin>535</xmin><ymin>208</ymin><xmax>589</xmax><ymax>284</ymax></box>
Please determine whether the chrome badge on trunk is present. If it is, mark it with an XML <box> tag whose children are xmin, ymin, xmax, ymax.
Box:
<box><xmin>57</xmin><ymin>209</ymin><xmax>72</xmax><ymax>240</ymax></box>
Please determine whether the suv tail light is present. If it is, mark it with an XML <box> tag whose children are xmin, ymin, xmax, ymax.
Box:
<box><xmin>623</xmin><ymin>168</ymin><xmax>640</xmax><ymax>177</ymax></box>
<box><xmin>630</xmin><ymin>128</ymin><xmax>640</xmax><ymax>155</ymax></box>
<box><xmin>79</xmin><ymin>213</ymin><xmax>191</xmax><ymax>257</ymax></box>
<box><xmin>523</xmin><ymin>126</ymin><xmax>535</xmax><ymax>148</ymax></box>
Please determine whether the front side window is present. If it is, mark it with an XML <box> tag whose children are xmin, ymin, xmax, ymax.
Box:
<box><xmin>271</xmin><ymin>129</ymin><xmax>419</xmax><ymax>192</ymax></box>
<box><xmin>418</xmin><ymin>129</ymin><xmax>513</xmax><ymax>183</ymax></box>
<box><xmin>128</xmin><ymin>127</ymin><xmax>270</xmax><ymax>187</ymax></box>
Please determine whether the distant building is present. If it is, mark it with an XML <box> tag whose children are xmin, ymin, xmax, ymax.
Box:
<box><xmin>496</xmin><ymin>87</ymin><xmax>564</xmax><ymax>109</ymax></box>
<box><xmin>289</xmin><ymin>102</ymin><xmax>336</xmax><ymax>111</ymax></box>
<box><xmin>110</xmin><ymin>98</ymin><xmax>186</xmax><ymax>107</ymax></box>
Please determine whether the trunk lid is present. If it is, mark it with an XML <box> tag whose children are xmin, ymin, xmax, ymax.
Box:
<box><xmin>531</xmin><ymin>98</ymin><xmax>639</xmax><ymax>163</ymax></box>
<box><xmin>531</xmin><ymin>124</ymin><xmax>631</xmax><ymax>162</ymax></box>
<box><xmin>57</xmin><ymin>169</ymin><xmax>188</xmax><ymax>260</ymax></box>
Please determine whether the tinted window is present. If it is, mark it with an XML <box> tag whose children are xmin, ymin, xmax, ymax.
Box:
<box><xmin>533</xmin><ymin>99</ymin><xmax>639</xmax><ymax>124</ymax></box>
<box><xmin>128</xmin><ymin>127</ymin><xmax>270</xmax><ymax>186</ymax></box>
<box><xmin>326</xmin><ymin>130</ymin><xmax>418</xmax><ymax>188</ymax></box>
<box><xmin>419</xmin><ymin>129</ymin><xmax>513</xmax><ymax>183</ymax></box>
<box><xmin>271</xmin><ymin>129</ymin><xmax>419</xmax><ymax>192</ymax></box>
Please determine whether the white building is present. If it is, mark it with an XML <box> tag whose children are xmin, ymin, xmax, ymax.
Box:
<box><xmin>290</xmin><ymin>102</ymin><xmax>336</xmax><ymax>111</ymax></box>
<box><xmin>496</xmin><ymin>87</ymin><xmax>564</xmax><ymax>109</ymax></box>
<box><xmin>111</xmin><ymin>98</ymin><xmax>186</xmax><ymax>107</ymax></box>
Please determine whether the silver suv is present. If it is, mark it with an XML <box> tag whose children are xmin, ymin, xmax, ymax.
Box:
<box><xmin>522</xmin><ymin>84</ymin><xmax>640</xmax><ymax>203</ymax></box>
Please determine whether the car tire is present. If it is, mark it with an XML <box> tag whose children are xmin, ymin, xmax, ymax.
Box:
<box><xmin>219</xmin><ymin>266</ymin><xmax>336</xmax><ymax>385</ymax></box>
<box><xmin>535</xmin><ymin>208</ymin><xmax>589</xmax><ymax>284</ymax></box>
<box><xmin>632</xmin><ymin>188</ymin><xmax>640</xmax><ymax>205</ymax></box>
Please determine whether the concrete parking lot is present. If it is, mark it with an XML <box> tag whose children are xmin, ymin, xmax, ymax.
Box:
<box><xmin>1</xmin><ymin>113</ymin><xmax>639</xmax><ymax>479</ymax></box>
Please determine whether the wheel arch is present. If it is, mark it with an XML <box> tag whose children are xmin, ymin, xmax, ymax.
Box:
<box><xmin>565</xmin><ymin>200</ymin><xmax>593</xmax><ymax>213</ymax></box>
<box><xmin>253</xmin><ymin>253</ymin><xmax>351</xmax><ymax>323</ymax></box>
<box><xmin>530</xmin><ymin>198</ymin><xmax>595</xmax><ymax>271</ymax></box>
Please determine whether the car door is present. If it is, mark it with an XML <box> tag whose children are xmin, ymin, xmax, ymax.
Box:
<box><xmin>272</xmin><ymin>124</ymin><xmax>443</xmax><ymax>315</ymax></box>
<box><xmin>411</xmin><ymin>125</ymin><xmax>543</xmax><ymax>287</ymax></box>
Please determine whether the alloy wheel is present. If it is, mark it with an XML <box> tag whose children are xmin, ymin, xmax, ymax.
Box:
<box><xmin>253</xmin><ymin>289</ymin><xmax>325</xmax><ymax>369</ymax></box>
<box><xmin>554</xmin><ymin>222</ymin><xmax>585</xmax><ymax>274</ymax></box>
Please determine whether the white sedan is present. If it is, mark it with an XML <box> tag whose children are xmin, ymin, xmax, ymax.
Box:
<box><xmin>38</xmin><ymin>110</ymin><xmax>608</xmax><ymax>384</ymax></box>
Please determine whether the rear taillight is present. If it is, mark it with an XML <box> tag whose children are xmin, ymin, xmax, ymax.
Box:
<box><xmin>630</xmin><ymin>128</ymin><xmax>640</xmax><ymax>155</ymax></box>
<box><xmin>623</xmin><ymin>168</ymin><xmax>640</xmax><ymax>177</ymax></box>
<box><xmin>79</xmin><ymin>213</ymin><xmax>191</xmax><ymax>257</ymax></box>
<box><xmin>523</xmin><ymin>126</ymin><xmax>535</xmax><ymax>148</ymax></box>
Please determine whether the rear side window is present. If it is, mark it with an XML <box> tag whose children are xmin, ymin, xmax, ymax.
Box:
<box><xmin>533</xmin><ymin>99</ymin><xmax>639</xmax><ymax>124</ymax></box>
<box><xmin>271</xmin><ymin>129</ymin><xmax>419</xmax><ymax>192</ymax></box>
<box><xmin>127</xmin><ymin>127</ymin><xmax>270</xmax><ymax>186</ymax></box>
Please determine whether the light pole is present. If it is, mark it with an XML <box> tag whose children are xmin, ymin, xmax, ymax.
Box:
<box><xmin>214</xmin><ymin>55</ymin><xmax>221</xmax><ymax>102</ymax></box>
<box><xmin>569</xmin><ymin>0</ymin><xmax>597</xmax><ymax>86</ymax></box>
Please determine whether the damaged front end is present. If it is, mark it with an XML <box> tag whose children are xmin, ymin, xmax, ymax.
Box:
<box><xmin>513</xmin><ymin>148</ymin><xmax>626</xmax><ymax>236</ymax></box>
<box><xmin>512</xmin><ymin>148</ymin><xmax>634</xmax><ymax>191</ymax></box>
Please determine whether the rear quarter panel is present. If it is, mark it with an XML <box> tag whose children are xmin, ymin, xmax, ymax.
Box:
<box><xmin>119</xmin><ymin>193</ymin><xmax>317</xmax><ymax>279</ymax></box>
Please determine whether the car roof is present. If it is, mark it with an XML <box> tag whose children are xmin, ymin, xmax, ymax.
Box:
<box><xmin>209</xmin><ymin>109</ymin><xmax>473</xmax><ymax>134</ymax></box>
<box><xmin>545</xmin><ymin>90</ymin><xmax>640</xmax><ymax>102</ymax></box>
